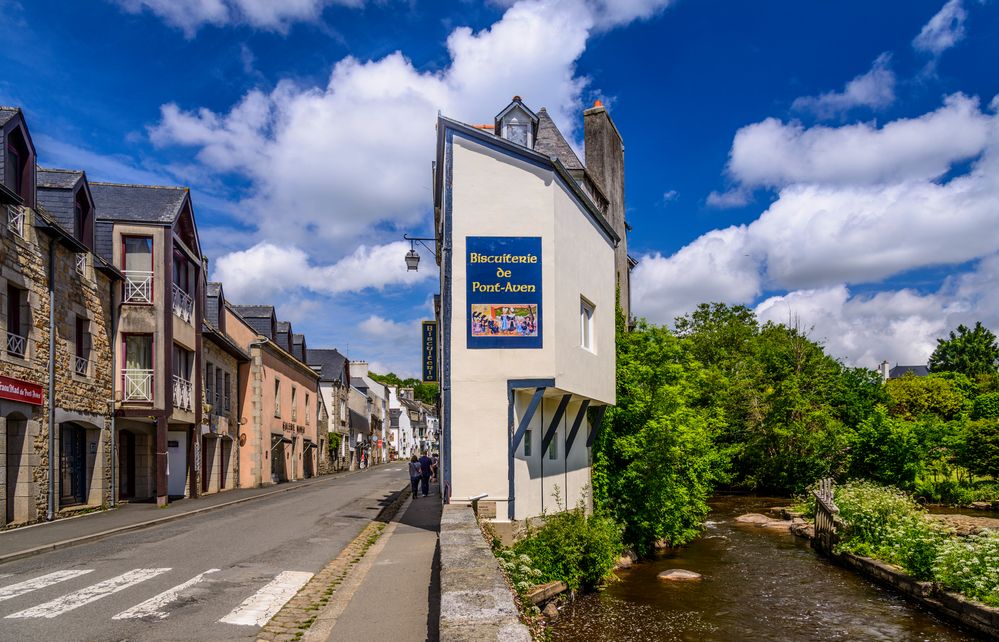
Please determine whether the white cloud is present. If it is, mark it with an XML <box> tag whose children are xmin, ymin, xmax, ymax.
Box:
<box><xmin>792</xmin><ymin>53</ymin><xmax>896</xmax><ymax>119</ymax></box>
<box><xmin>661</xmin><ymin>189</ymin><xmax>678</xmax><ymax>204</ymax></box>
<box><xmin>726</xmin><ymin>93</ymin><xmax>991</xmax><ymax>189</ymax></box>
<box><xmin>913</xmin><ymin>0</ymin><xmax>967</xmax><ymax>56</ymax></box>
<box><xmin>151</xmin><ymin>0</ymin><xmax>609</xmax><ymax>256</ymax></box>
<box><xmin>112</xmin><ymin>0</ymin><xmax>362</xmax><ymax>36</ymax></box>
<box><xmin>755</xmin><ymin>254</ymin><xmax>999</xmax><ymax>368</ymax></box>
<box><xmin>211</xmin><ymin>240</ymin><xmax>433</xmax><ymax>303</ymax></box>
<box><xmin>636</xmin><ymin>93</ymin><xmax>999</xmax><ymax>338</ymax></box>
<box><xmin>705</xmin><ymin>187</ymin><xmax>750</xmax><ymax>209</ymax></box>
<box><xmin>359</xmin><ymin>315</ymin><xmax>414</xmax><ymax>338</ymax></box>
<box><xmin>489</xmin><ymin>0</ymin><xmax>672</xmax><ymax>30</ymax></box>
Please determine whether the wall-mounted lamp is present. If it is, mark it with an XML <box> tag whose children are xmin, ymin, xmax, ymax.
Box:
<box><xmin>402</xmin><ymin>234</ymin><xmax>438</xmax><ymax>272</ymax></box>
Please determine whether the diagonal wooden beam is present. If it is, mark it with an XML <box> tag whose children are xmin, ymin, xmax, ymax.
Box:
<box><xmin>510</xmin><ymin>387</ymin><xmax>546</xmax><ymax>454</ymax></box>
<box><xmin>585</xmin><ymin>404</ymin><xmax>608</xmax><ymax>448</ymax></box>
<box><xmin>564</xmin><ymin>398</ymin><xmax>590</xmax><ymax>456</ymax></box>
<box><xmin>541</xmin><ymin>394</ymin><xmax>572</xmax><ymax>454</ymax></box>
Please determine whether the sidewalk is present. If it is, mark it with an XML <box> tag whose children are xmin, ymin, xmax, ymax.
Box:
<box><xmin>311</xmin><ymin>482</ymin><xmax>442</xmax><ymax>641</ymax></box>
<box><xmin>0</xmin><ymin>467</ymin><xmax>367</xmax><ymax>564</ymax></box>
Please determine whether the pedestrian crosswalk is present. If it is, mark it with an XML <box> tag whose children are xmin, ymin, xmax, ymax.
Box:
<box><xmin>0</xmin><ymin>566</ymin><xmax>313</xmax><ymax>629</ymax></box>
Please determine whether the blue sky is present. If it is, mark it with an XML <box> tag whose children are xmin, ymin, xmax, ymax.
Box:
<box><xmin>2</xmin><ymin>0</ymin><xmax>997</xmax><ymax>376</ymax></box>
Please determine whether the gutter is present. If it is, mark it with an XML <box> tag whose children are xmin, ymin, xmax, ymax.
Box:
<box><xmin>46</xmin><ymin>236</ymin><xmax>56</xmax><ymax>521</ymax></box>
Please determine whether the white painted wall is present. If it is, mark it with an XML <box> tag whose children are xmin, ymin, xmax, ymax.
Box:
<box><xmin>445</xmin><ymin>133</ymin><xmax>615</xmax><ymax>521</ymax></box>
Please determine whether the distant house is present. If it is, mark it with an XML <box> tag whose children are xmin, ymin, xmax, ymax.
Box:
<box><xmin>878</xmin><ymin>360</ymin><xmax>930</xmax><ymax>382</ymax></box>
<box><xmin>306</xmin><ymin>348</ymin><xmax>351</xmax><ymax>471</ymax></box>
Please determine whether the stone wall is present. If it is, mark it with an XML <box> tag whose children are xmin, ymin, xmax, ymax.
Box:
<box><xmin>439</xmin><ymin>504</ymin><xmax>530</xmax><ymax>641</ymax></box>
<box><xmin>0</xmin><ymin>207</ymin><xmax>114</xmax><ymax>526</ymax></box>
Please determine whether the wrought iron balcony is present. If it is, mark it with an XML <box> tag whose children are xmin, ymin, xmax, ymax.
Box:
<box><xmin>74</xmin><ymin>355</ymin><xmax>88</xmax><ymax>376</ymax></box>
<box><xmin>123</xmin><ymin>271</ymin><xmax>153</xmax><ymax>304</ymax></box>
<box><xmin>6</xmin><ymin>331</ymin><xmax>26</xmax><ymax>357</ymax></box>
<box><xmin>123</xmin><ymin>369</ymin><xmax>154</xmax><ymax>402</ymax></box>
<box><xmin>171</xmin><ymin>283</ymin><xmax>193</xmax><ymax>323</ymax></box>
<box><xmin>7</xmin><ymin>205</ymin><xmax>25</xmax><ymax>238</ymax></box>
<box><xmin>173</xmin><ymin>375</ymin><xmax>193</xmax><ymax>411</ymax></box>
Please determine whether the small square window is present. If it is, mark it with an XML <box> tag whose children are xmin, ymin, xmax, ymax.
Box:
<box><xmin>580</xmin><ymin>297</ymin><xmax>595</xmax><ymax>352</ymax></box>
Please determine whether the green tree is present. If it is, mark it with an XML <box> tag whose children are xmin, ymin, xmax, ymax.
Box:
<box><xmin>593</xmin><ymin>317</ymin><xmax>728</xmax><ymax>556</ymax></box>
<box><xmin>847</xmin><ymin>406</ymin><xmax>924</xmax><ymax>486</ymax></box>
<box><xmin>928</xmin><ymin>322</ymin><xmax>999</xmax><ymax>377</ymax></box>
<box><xmin>961</xmin><ymin>420</ymin><xmax>999</xmax><ymax>479</ymax></box>
<box><xmin>834</xmin><ymin>366</ymin><xmax>890</xmax><ymax>430</ymax></box>
<box><xmin>886</xmin><ymin>373</ymin><xmax>968</xmax><ymax>420</ymax></box>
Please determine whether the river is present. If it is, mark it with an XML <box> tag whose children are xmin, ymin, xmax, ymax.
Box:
<box><xmin>550</xmin><ymin>496</ymin><xmax>976</xmax><ymax>641</ymax></box>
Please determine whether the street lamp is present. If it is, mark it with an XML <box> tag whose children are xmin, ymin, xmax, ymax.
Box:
<box><xmin>402</xmin><ymin>234</ymin><xmax>438</xmax><ymax>272</ymax></box>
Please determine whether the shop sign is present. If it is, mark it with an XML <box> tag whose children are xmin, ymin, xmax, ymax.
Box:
<box><xmin>466</xmin><ymin>236</ymin><xmax>542</xmax><ymax>349</ymax></box>
<box><xmin>422</xmin><ymin>321</ymin><xmax>438</xmax><ymax>382</ymax></box>
<box><xmin>0</xmin><ymin>375</ymin><xmax>43</xmax><ymax>406</ymax></box>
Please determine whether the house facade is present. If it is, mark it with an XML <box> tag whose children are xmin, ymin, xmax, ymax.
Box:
<box><xmin>1</xmin><ymin>106</ymin><xmax>121</xmax><ymax>526</ymax></box>
<box><xmin>228</xmin><ymin>305</ymin><xmax>320</xmax><ymax>487</ymax></box>
<box><xmin>306</xmin><ymin>348</ymin><xmax>351</xmax><ymax>471</ymax></box>
<box><xmin>201</xmin><ymin>282</ymin><xmax>246</xmax><ymax>494</ymax></box>
<box><xmin>92</xmin><ymin>180</ymin><xmax>205</xmax><ymax>506</ymax></box>
<box><xmin>432</xmin><ymin>98</ymin><xmax>621</xmax><ymax>521</ymax></box>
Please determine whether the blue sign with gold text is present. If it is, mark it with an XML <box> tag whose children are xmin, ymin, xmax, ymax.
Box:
<box><xmin>422</xmin><ymin>321</ymin><xmax>438</xmax><ymax>382</ymax></box>
<box><xmin>466</xmin><ymin>236</ymin><xmax>542</xmax><ymax>349</ymax></box>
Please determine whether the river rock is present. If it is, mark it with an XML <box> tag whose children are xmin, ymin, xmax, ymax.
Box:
<box><xmin>657</xmin><ymin>569</ymin><xmax>702</xmax><ymax>581</ymax></box>
<box><xmin>760</xmin><ymin>520</ymin><xmax>795</xmax><ymax>531</ymax></box>
<box><xmin>542</xmin><ymin>602</ymin><xmax>559</xmax><ymax>619</ymax></box>
<box><xmin>734</xmin><ymin>513</ymin><xmax>772</xmax><ymax>525</ymax></box>
<box><xmin>617</xmin><ymin>555</ymin><xmax>633</xmax><ymax>569</ymax></box>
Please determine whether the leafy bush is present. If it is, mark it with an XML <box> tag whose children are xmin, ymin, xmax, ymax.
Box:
<box><xmin>972</xmin><ymin>392</ymin><xmax>999</xmax><ymax>420</ymax></box>
<box><xmin>962</xmin><ymin>420</ymin><xmax>999</xmax><ymax>479</ymax></box>
<box><xmin>833</xmin><ymin>481</ymin><xmax>945</xmax><ymax>580</ymax></box>
<box><xmin>512</xmin><ymin>506</ymin><xmax>623</xmax><ymax>592</ymax></box>
<box><xmin>934</xmin><ymin>531</ymin><xmax>999</xmax><ymax>607</ymax></box>
<box><xmin>847</xmin><ymin>407</ymin><xmax>924</xmax><ymax>487</ymax></box>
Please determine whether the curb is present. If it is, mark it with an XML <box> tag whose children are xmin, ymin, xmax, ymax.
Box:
<box><xmin>0</xmin><ymin>467</ymin><xmax>379</xmax><ymax>566</ymax></box>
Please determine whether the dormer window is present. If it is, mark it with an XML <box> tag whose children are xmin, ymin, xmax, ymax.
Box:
<box><xmin>495</xmin><ymin>97</ymin><xmax>538</xmax><ymax>148</ymax></box>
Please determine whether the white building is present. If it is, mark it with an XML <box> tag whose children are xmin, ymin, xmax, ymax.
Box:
<box><xmin>432</xmin><ymin>97</ymin><xmax>624</xmax><ymax>522</ymax></box>
<box><xmin>349</xmin><ymin>362</ymin><xmax>389</xmax><ymax>464</ymax></box>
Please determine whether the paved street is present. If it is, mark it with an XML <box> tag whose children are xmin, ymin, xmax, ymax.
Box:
<box><xmin>0</xmin><ymin>466</ymin><xmax>409</xmax><ymax>641</ymax></box>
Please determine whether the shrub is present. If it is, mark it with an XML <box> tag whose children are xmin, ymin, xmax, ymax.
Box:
<box><xmin>934</xmin><ymin>531</ymin><xmax>999</xmax><ymax>607</ymax></box>
<box><xmin>833</xmin><ymin>481</ymin><xmax>945</xmax><ymax>580</ymax></box>
<box><xmin>847</xmin><ymin>407</ymin><xmax>924</xmax><ymax>487</ymax></box>
<box><xmin>496</xmin><ymin>549</ymin><xmax>544</xmax><ymax>595</ymax></box>
<box><xmin>972</xmin><ymin>392</ymin><xmax>999</xmax><ymax>420</ymax></box>
<box><xmin>512</xmin><ymin>505</ymin><xmax>624</xmax><ymax>592</ymax></box>
<box><xmin>962</xmin><ymin>420</ymin><xmax>999</xmax><ymax>479</ymax></box>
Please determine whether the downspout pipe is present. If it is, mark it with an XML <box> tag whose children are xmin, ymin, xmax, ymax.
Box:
<box><xmin>108</xmin><ymin>276</ymin><xmax>119</xmax><ymax>508</ymax></box>
<box><xmin>46</xmin><ymin>238</ymin><xmax>56</xmax><ymax>521</ymax></box>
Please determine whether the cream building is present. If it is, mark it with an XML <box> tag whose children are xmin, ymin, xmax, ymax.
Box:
<box><xmin>432</xmin><ymin>98</ymin><xmax>624</xmax><ymax>522</ymax></box>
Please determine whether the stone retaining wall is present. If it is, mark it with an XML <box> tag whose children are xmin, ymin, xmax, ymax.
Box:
<box><xmin>439</xmin><ymin>504</ymin><xmax>531</xmax><ymax>641</ymax></box>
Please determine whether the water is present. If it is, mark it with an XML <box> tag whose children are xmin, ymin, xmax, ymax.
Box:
<box><xmin>551</xmin><ymin>496</ymin><xmax>975</xmax><ymax>642</ymax></box>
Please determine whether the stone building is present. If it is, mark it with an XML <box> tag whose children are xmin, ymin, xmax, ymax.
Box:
<box><xmin>228</xmin><ymin>305</ymin><xmax>320</xmax><ymax>487</ymax></box>
<box><xmin>201</xmin><ymin>282</ymin><xmax>247</xmax><ymax>494</ymax></box>
<box><xmin>1</xmin><ymin>106</ymin><xmax>120</xmax><ymax>526</ymax></box>
<box><xmin>306</xmin><ymin>348</ymin><xmax>351</xmax><ymax>471</ymax></box>
<box><xmin>92</xmin><ymin>180</ymin><xmax>205</xmax><ymax>506</ymax></box>
<box><xmin>432</xmin><ymin>97</ymin><xmax>621</xmax><ymax>521</ymax></box>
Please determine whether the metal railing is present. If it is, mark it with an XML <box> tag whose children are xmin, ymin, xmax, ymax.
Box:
<box><xmin>171</xmin><ymin>283</ymin><xmax>193</xmax><ymax>322</ymax></box>
<box><xmin>6</xmin><ymin>331</ymin><xmax>26</xmax><ymax>357</ymax></box>
<box><xmin>7</xmin><ymin>205</ymin><xmax>25</xmax><ymax>238</ymax></box>
<box><xmin>74</xmin><ymin>355</ymin><xmax>88</xmax><ymax>376</ymax></box>
<box><xmin>123</xmin><ymin>369</ymin><xmax>154</xmax><ymax>402</ymax></box>
<box><xmin>75</xmin><ymin>253</ymin><xmax>87</xmax><ymax>276</ymax></box>
<box><xmin>123</xmin><ymin>271</ymin><xmax>153</xmax><ymax>304</ymax></box>
<box><xmin>173</xmin><ymin>375</ymin><xmax>193</xmax><ymax>411</ymax></box>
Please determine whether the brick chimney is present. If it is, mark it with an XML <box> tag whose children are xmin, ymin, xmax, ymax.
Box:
<box><xmin>583</xmin><ymin>100</ymin><xmax>630</xmax><ymax>320</ymax></box>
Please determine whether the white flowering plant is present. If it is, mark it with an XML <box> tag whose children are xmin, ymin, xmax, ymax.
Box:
<box><xmin>934</xmin><ymin>530</ymin><xmax>999</xmax><ymax>607</ymax></box>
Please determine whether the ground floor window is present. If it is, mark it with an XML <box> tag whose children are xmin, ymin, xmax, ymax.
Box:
<box><xmin>59</xmin><ymin>424</ymin><xmax>86</xmax><ymax>506</ymax></box>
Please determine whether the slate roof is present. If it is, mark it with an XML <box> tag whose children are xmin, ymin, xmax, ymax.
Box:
<box><xmin>207</xmin><ymin>282</ymin><xmax>222</xmax><ymax>297</ymax></box>
<box><xmin>90</xmin><ymin>182</ymin><xmax>188</xmax><ymax>223</ymax></box>
<box><xmin>37</xmin><ymin>168</ymin><xmax>83</xmax><ymax>190</ymax></box>
<box><xmin>889</xmin><ymin>365</ymin><xmax>930</xmax><ymax>379</ymax></box>
<box><xmin>0</xmin><ymin>107</ymin><xmax>19</xmax><ymax>127</ymax></box>
<box><xmin>351</xmin><ymin>377</ymin><xmax>368</xmax><ymax>393</ymax></box>
<box><xmin>307</xmin><ymin>348</ymin><xmax>348</xmax><ymax>383</ymax></box>
<box><xmin>231</xmin><ymin>305</ymin><xmax>274</xmax><ymax>318</ymax></box>
<box><xmin>533</xmin><ymin>108</ymin><xmax>583</xmax><ymax>171</ymax></box>
<box><xmin>95</xmin><ymin>220</ymin><xmax>114</xmax><ymax>262</ymax></box>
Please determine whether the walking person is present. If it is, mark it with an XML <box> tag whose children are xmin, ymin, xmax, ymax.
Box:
<box><xmin>408</xmin><ymin>454</ymin><xmax>422</xmax><ymax>497</ymax></box>
<box><xmin>418</xmin><ymin>451</ymin><xmax>434</xmax><ymax>497</ymax></box>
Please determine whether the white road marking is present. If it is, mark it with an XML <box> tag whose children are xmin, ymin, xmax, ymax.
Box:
<box><xmin>5</xmin><ymin>568</ymin><xmax>170</xmax><ymax>619</ymax></box>
<box><xmin>112</xmin><ymin>568</ymin><xmax>220</xmax><ymax>620</ymax></box>
<box><xmin>0</xmin><ymin>570</ymin><xmax>94</xmax><ymax>603</ymax></box>
<box><xmin>219</xmin><ymin>570</ymin><xmax>313</xmax><ymax>627</ymax></box>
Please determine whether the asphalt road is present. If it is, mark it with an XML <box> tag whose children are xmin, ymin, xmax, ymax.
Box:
<box><xmin>0</xmin><ymin>465</ymin><xmax>408</xmax><ymax>641</ymax></box>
